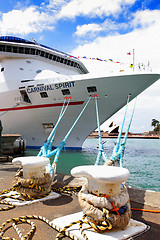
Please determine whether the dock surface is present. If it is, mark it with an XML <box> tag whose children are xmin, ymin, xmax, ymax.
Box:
<box><xmin>0</xmin><ymin>162</ymin><xmax>159</xmax><ymax>240</ymax></box>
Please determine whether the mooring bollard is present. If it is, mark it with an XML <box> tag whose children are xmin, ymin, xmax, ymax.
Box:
<box><xmin>0</xmin><ymin>120</ymin><xmax>3</xmax><ymax>156</ymax></box>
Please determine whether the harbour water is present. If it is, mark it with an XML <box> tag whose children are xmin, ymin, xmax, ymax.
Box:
<box><xmin>25</xmin><ymin>138</ymin><xmax>160</xmax><ymax>192</ymax></box>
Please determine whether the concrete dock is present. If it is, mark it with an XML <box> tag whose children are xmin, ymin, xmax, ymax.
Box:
<box><xmin>0</xmin><ymin>162</ymin><xmax>160</xmax><ymax>240</ymax></box>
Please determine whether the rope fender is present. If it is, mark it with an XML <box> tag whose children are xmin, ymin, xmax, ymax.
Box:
<box><xmin>12</xmin><ymin>168</ymin><xmax>52</xmax><ymax>198</ymax></box>
<box><xmin>0</xmin><ymin>185</ymin><xmax>160</xmax><ymax>240</ymax></box>
<box><xmin>78</xmin><ymin>184</ymin><xmax>131</xmax><ymax>230</ymax></box>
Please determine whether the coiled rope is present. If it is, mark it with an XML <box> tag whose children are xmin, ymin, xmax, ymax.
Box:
<box><xmin>1</xmin><ymin>166</ymin><xmax>160</xmax><ymax>240</ymax></box>
<box><xmin>0</xmin><ymin>185</ymin><xmax>90</xmax><ymax>240</ymax></box>
<box><xmin>1</xmin><ymin>184</ymin><xmax>160</xmax><ymax>240</ymax></box>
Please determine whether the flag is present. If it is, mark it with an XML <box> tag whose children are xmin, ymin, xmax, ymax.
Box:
<box><xmin>127</xmin><ymin>52</ymin><xmax>131</xmax><ymax>55</ymax></box>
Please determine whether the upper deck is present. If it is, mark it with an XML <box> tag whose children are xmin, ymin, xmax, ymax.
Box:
<box><xmin>0</xmin><ymin>36</ymin><xmax>88</xmax><ymax>74</ymax></box>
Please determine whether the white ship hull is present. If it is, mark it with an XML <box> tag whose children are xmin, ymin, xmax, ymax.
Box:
<box><xmin>0</xmin><ymin>36</ymin><xmax>159</xmax><ymax>149</ymax></box>
<box><xmin>1</xmin><ymin>72</ymin><xmax>159</xmax><ymax>149</ymax></box>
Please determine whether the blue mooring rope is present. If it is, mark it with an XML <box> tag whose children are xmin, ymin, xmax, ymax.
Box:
<box><xmin>94</xmin><ymin>95</ymin><xmax>108</xmax><ymax>165</ymax></box>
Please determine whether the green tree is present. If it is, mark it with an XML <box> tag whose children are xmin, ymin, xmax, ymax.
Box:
<box><xmin>151</xmin><ymin>119</ymin><xmax>160</xmax><ymax>132</ymax></box>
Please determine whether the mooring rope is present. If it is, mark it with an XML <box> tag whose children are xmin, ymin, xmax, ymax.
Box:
<box><xmin>38</xmin><ymin>97</ymin><xmax>71</xmax><ymax>158</ymax></box>
<box><xmin>0</xmin><ymin>184</ymin><xmax>82</xmax><ymax>239</ymax></box>
<box><xmin>94</xmin><ymin>94</ymin><xmax>108</xmax><ymax>165</ymax></box>
<box><xmin>110</xmin><ymin>95</ymin><xmax>130</xmax><ymax>163</ymax></box>
<box><xmin>1</xmin><ymin>183</ymin><xmax>160</xmax><ymax>240</ymax></box>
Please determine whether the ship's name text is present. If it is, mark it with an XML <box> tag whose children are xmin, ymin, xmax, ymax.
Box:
<box><xmin>27</xmin><ymin>81</ymin><xmax>75</xmax><ymax>93</ymax></box>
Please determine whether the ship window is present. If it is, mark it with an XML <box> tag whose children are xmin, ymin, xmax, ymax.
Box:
<box><xmin>67</xmin><ymin>60</ymin><xmax>71</xmax><ymax>65</ymax></box>
<box><xmin>57</xmin><ymin>56</ymin><xmax>60</xmax><ymax>62</ymax></box>
<box><xmin>30</xmin><ymin>48</ymin><xmax>35</xmax><ymax>55</ymax></box>
<box><xmin>40</xmin><ymin>92</ymin><xmax>48</xmax><ymax>98</ymax></box>
<box><xmin>40</xmin><ymin>51</ymin><xmax>45</xmax><ymax>57</ymax></box>
<box><xmin>13</xmin><ymin>46</ymin><xmax>18</xmax><ymax>53</ymax></box>
<box><xmin>61</xmin><ymin>89</ymin><xmax>70</xmax><ymax>95</ymax></box>
<box><xmin>26</xmin><ymin>60</ymin><xmax>31</xmax><ymax>63</ymax></box>
<box><xmin>36</xmin><ymin>49</ymin><xmax>40</xmax><ymax>55</ymax></box>
<box><xmin>1</xmin><ymin>67</ymin><xmax>4</xmax><ymax>72</ymax></box>
<box><xmin>53</xmin><ymin>55</ymin><xmax>56</xmax><ymax>61</ymax></box>
<box><xmin>21</xmin><ymin>79</ymin><xmax>34</xmax><ymax>83</ymax></box>
<box><xmin>19</xmin><ymin>47</ymin><xmax>24</xmax><ymax>53</ymax></box>
<box><xmin>87</xmin><ymin>86</ymin><xmax>97</xmax><ymax>93</ymax></box>
<box><xmin>49</xmin><ymin>54</ymin><xmax>53</xmax><ymax>60</ymax></box>
<box><xmin>42</xmin><ymin>123</ymin><xmax>54</xmax><ymax>129</ymax></box>
<box><xmin>0</xmin><ymin>45</ymin><xmax>5</xmax><ymax>51</ymax></box>
<box><xmin>64</xmin><ymin>59</ymin><xmax>67</xmax><ymax>64</ymax></box>
<box><xmin>20</xmin><ymin>90</ymin><xmax>31</xmax><ymax>103</ymax></box>
<box><xmin>25</xmin><ymin>48</ymin><xmax>30</xmax><ymax>54</ymax></box>
<box><xmin>19</xmin><ymin>68</ymin><xmax>24</xmax><ymax>70</ymax></box>
<box><xmin>60</xmin><ymin>57</ymin><xmax>64</xmax><ymax>63</ymax></box>
<box><xmin>6</xmin><ymin>46</ymin><xmax>12</xmax><ymax>52</ymax></box>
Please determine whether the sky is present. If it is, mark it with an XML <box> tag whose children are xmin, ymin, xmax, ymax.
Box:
<box><xmin>0</xmin><ymin>0</ymin><xmax>160</xmax><ymax>133</ymax></box>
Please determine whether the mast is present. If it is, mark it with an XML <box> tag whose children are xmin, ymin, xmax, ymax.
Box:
<box><xmin>133</xmin><ymin>48</ymin><xmax>135</xmax><ymax>71</ymax></box>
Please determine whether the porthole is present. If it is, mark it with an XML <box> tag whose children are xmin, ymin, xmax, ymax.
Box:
<box><xmin>87</xmin><ymin>86</ymin><xmax>97</xmax><ymax>93</ymax></box>
<box><xmin>40</xmin><ymin>92</ymin><xmax>48</xmax><ymax>98</ymax></box>
<box><xmin>61</xmin><ymin>89</ymin><xmax>71</xmax><ymax>95</ymax></box>
<box><xmin>36</xmin><ymin>70</ymin><xmax>42</xmax><ymax>74</ymax></box>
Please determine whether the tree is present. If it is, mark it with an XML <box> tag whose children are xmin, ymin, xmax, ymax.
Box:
<box><xmin>151</xmin><ymin>119</ymin><xmax>160</xmax><ymax>132</ymax></box>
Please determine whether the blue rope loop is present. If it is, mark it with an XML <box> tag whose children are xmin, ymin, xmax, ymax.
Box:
<box><xmin>42</xmin><ymin>96</ymin><xmax>91</xmax><ymax>166</ymax></box>
<box><xmin>38</xmin><ymin>97</ymin><xmax>70</xmax><ymax>157</ymax></box>
<box><xmin>110</xmin><ymin>97</ymin><xmax>136</xmax><ymax>167</ymax></box>
<box><xmin>94</xmin><ymin>95</ymin><xmax>108</xmax><ymax>165</ymax></box>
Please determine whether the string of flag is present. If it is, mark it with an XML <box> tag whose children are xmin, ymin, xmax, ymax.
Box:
<box><xmin>71</xmin><ymin>54</ymin><xmax>134</xmax><ymax>68</ymax></box>
<box><xmin>67</xmin><ymin>50</ymin><xmax>150</xmax><ymax>71</ymax></box>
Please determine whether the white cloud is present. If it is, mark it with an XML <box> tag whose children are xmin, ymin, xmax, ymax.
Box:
<box><xmin>72</xmin><ymin>9</ymin><xmax>160</xmax><ymax>132</ymax></box>
<box><xmin>75</xmin><ymin>19</ymin><xmax>128</xmax><ymax>38</ymax></box>
<box><xmin>58</xmin><ymin>0</ymin><xmax>136</xmax><ymax>19</ymax></box>
<box><xmin>0</xmin><ymin>6</ymin><xmax>54</xmax><ymax>35</ymax></box>
<box><xmin>45</xmin><ymin>0</ymin><xmax>66</xmax><ymax>12</ymax></box>
<box><xmin>132</xmin><ymin>9</ymin><xmax>160</xmax><ymax>28</ymax></box>
<box><xmin>73</xmin><ymin>10</ymin><xmax>160</xmax><ymax>72</ymax></box>
<box><xmin>75</xmin><ymin>23</ymin><xmax>104</xmax><ymax>37</ymax></box>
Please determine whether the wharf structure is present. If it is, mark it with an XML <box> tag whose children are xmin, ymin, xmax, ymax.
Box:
<box><xmin>88</xmin><ymin>131</ymin><xmax>160</xmax><ymax>139</ymax></box>
<box><xmin>0</xmin><ymin>162</ymin><xmax>159</xmax><ymax>240</ymax></box>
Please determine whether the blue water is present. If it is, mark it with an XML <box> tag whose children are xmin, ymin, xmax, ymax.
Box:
<box><xmin>25</xmin><ymin>138</ymin><xmax>160</xmax><ymax>192</ymax></box>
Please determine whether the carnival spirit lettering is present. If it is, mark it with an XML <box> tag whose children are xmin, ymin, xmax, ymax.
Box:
<box><xmin>27</xmin><ymin>81</ymin><xmax>75</xmax><ymax>93</ymax></box>
<box><xmin>55</xmin><ymin>81</ymin><xmax>75</xmax><ymax>89</ymax></box>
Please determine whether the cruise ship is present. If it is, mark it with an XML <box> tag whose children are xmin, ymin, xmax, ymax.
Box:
<box><xmin>0</xmin><ymin>36</ymin><xmax>159</xmax><ymax>149</ymax></box>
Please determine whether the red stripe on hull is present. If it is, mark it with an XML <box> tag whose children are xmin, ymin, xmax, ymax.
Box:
<box><xmin>0</xmin><ymin>101</ymin><xmax>84</xmax><ymax>112</ymax></box>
